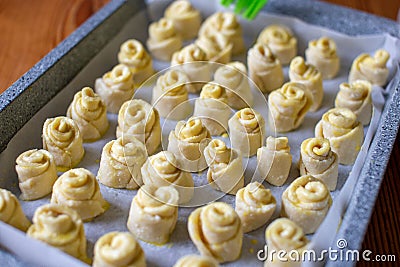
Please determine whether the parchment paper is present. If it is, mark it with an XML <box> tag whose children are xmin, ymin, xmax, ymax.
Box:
<box><xmin>0</xmin><ymin>0</ymin><xmax>399</xmax><ymax>266</ymax></box>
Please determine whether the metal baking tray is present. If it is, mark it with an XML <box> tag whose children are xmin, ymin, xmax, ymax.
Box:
<box><xmin>0</xmin><ymin>0</ymin><xmax>399</xmax><ymax>266</ymax></box>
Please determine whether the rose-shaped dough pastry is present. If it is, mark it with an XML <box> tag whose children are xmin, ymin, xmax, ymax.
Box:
<box><xmin>188</xmin><ymin>202</ymin><xmax>242</xmax><ymax>263</ymax></box>
<box><xmin>116</xmin><ymin>99</ymin><xmax>161</xmax><ymax>155</ymax></box>
<box><xmin>235</xmin><ymin>182</ymin><xmax>276</xmax><ymax>233</ymax></box>
<box><xmin>0</xmin><ymin>189</ymin><xmax>31</xmax><ymax>231</ymax></box>
<box><xmin>335</xmin><ymin>80</ymin><xmax>372</xmax><ymax>125</ymax></box>
<box><xmin>51</xmin><ymin>168</ymin><xmax>108</xmax><ymax>221</ymax></box>
<box><xmin>141</xmin><ymin>151</ymin><xmax>194</xmax><ymax>204</ymax></box>
<box><xmin>93</xmin><ymin>232</ymin><xmax>146</xmax><ymax>267</ymax></box>
<box><xmin>214</xmin><ymin>61</ymin><xmax>253</xmax><ymax>109</ymax></box>
<box><xmin>248</xmin><ymin>43</ymin><xmax>284</xmax><ymax>93</ymax></box>
<box><xmin>164</xmin><ymin>0</ymin><xmax>201</xmax><ymax>40</ymax></box>
<box><xmin>171</xmin><ymin>44</ymin><xmax>210</xmax><ymax>93</ymax></box>
<box><xmin>167</xmin><ymin>117</ymin><xmax>211</xmax><ymax>172</ymax></box>
<box><xmin>174</xmin><ymin>255</ymin><xmax>219</xmax><ymax>267</ymax></box>
<box><xmin>299</xmin><ymin>138</ymin><xmax>339</xmax><ymax>191</ymax></box>
<box><xmin>95</xmin><ymin>64</ymin><xmax>135</xmax><ymax>114</ymax></box>
<box><xmin>67</xmin><ymin>87</ymin><xmax>109</xmax><ymax>141</ymax></box>
<box><xmin>16</xmin><ymin>149</ymin><xmax>57</xmax><ymax>200</ymax></box>
<box><xmin>349</xmin><ymin>49</ymin><xmax>390</xmax><ymax>86</ymax></box>
<box><xmin>27</xmin><ymin>204</ymin><xmax>88</xmax><ymax>262</ymax></box>
<box><xmin>195</xmin><ymin>31</ymin><xmax>232</xmax><ymax>64</ymax></box>
<box><xmin>127</xmin><ymin>184</ymin><xmax>179</xmax><ymax>245</ymax></box>
<box><xmin>42</xmin><ymin>116</ymin><xmax>84</xmax><ymax>171</ymax></box>
<box><xmin>264</xmin><ymin>218</ymin><xmax>309</xmax><ymax>267</ymax></box>
<box><xmin>289</xmin><ymin>56</ymin><xmax>323</xmax><ymax>111</ymax></box>
<box><xmin>229</xmin><ymin>108</ymin><xmax>265</xmax><ymax>157</ymax></box>
<box><xmin>97</xmin><ymin>135</ymin><xmax>147</xmax><ymax>190</ymax></box>
<box><xmin>281</xmin><ymin>175</ymin><xmax>332</xmax><ymax>234</ymax></box>
<box><xmin>147</xmin><ymin>18</ymin><xmax>182</xmax><ymax>61</ymax></box>
<box><xmin>204</xmin><ymin>139</ymin><xmax>244</xmax><ymax>195</ymax></box>
<box><xmin>256</xmin><ymin>24</ymin><xmax>297</xmax><ymax>65</ymax></box>
<box><xmin>193</xmin><ymin>83</ymin><xmax>231</xmax><ymax>135</ymax></box>
<box><xmin>151</xmin><ymin>69</ymin><xmax>192</xmax><ymax>120</ymax></box>
<box><xmin>118</xmin><ymin>39</ymin><xmax>154</xmax><ymax>85</ymax></box>
<box><xmin>199</xmin><ymin>12</ymin><xmax>244</xmax><ymax>55</ymax></box>
<box><xmin>315</xmin><ymin>108</ymin><xmax>364</xmax><ymax>165</ymax></box>
<box><xmin>268</xmin><ymin>82</ymin><xmax>312</xmax><ymax>133</ymax></box>
<box><xmin>305</xmin><ymin>37</ymin><xmax>340</xmax><ymax>79</ymax></box>
<box><xmin>257</xmin><ymin>136</ymin><xmax>292</xmax><ymax>186</ymax></box>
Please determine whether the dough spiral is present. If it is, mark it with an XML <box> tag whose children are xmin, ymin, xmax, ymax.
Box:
<box><xmin>97</xmin><ymin>135</ymin><xmax>147</xmax><ymax>189</ymax></box>
<box><xmin>281</xmin><ymin>175</ymin><xmax>332</xmax><ymax>234</ymax></box>
<box><xmin>127</xmin><ymin>184</ymin><xmax>179</xmax><ymax>245</ymax></box>
<box><xmin>0</xmin><ymin>189</ymin><xmax>31</xmax><ymax>231</ymax></box>
<box><xmin>67</xmin><ymin>87</ymin><xmax>109</xmax><ymax>141</ymax></box>
<box><xmin>93</xmin><ymin>231</ymin><xmax>146</xmax><ymax>267</ymax></box>
<box><xmin>195</xmin><ymin>31</ymin><xmax>232</xmax><ymax>64</ymax></box>
<box><xmin>51</xmin><ymin>168</ymin><xmax>108</xmax><ymax>221</ymax></box>
<box><xmin>173</xmin><ymin>255</ymin><xmax>219</xmax><ymax>267</ymax></box>
<box><xmin>235</xmin><ymin>182</ymin><xmax>276</xmax><ymax>233</ymax></box>
<box><xmin>42</xmin><ymin>116</ymin><xmax>84</xmax><ymax>171</ymax></box>
<box><xmin>188</xmin><ymin>202</ymin><xmax>242</xmax><ymax>263</ymax></box>
<box><xmin>16</xmin><ymin>149</ymin><xmax>57</xmax><ymax>200</ymax></box>
<box><xmin>116</xmin><ymin>99</ymin><xmax>161</xmax><ymax>155</ymax></box>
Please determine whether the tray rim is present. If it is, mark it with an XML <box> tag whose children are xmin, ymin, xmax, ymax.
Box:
<box><xmin>0</xmin><ymin>0</ymin><xmax>399</xmax><ymax>266</ymax></box>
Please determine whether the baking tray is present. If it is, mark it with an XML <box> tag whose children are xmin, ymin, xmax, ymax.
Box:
<box><xmin>0</xmin><ymin>0</ymin><xmax>399</xmax><ymax>266</ymax></box>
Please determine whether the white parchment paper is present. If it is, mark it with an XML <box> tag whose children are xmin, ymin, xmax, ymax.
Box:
<box><xmin>0</xmin><ymin>1</ymin><xmax>399</xmax><ymax>266</ymax></box>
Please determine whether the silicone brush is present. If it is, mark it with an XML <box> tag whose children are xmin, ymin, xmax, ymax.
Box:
<box><xmin>220</xmin><ymin>0</ymin><xmax>268</xmax><ymax>20</ymax></box>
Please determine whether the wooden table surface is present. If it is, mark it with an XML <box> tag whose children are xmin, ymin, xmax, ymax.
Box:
<box><xmin>0</xmin><ymin>0</ymin><xmax>399</xmax><ymax>266</ymax></box>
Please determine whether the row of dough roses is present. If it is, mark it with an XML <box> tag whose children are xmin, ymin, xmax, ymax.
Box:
<box><xmin>0</xmin><ymin>170</ymin><xmax>328</xmax><ymax>266</ymax></box>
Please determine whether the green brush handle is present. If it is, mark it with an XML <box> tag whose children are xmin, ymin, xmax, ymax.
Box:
<box><xmin>221</xmin><ymin>0</ymin><xmax>268</xmax><ymax>20</ymax></box>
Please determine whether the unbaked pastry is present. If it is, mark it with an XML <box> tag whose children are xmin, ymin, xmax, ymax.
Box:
<box><xmin>214</xmin><ymin>61</ymin><xmax>253</xmax><ymax>109</ymax></box>
<box><xmin>256</xmin><ymin>24</ymin><xmax>297</xmax><ymax>65</ymax></box>
<box><xmin>151</xmin><ymin>69</ymin><xmax>192</xmax><ymax>120</ymax></box>
<box><xmin>335</xmin><ymin>80</ymin><xmax>372</xmax><ymax>125</ymax></box>
<box><xmin>195</xmin><ymin>31</ymin><xmax>232</xmax><ymax>63</ymax></box>
<box><xmin>315</xmin><ymin>107</ymin><xmax>364</xmax><ymax>165</ymax></box>
<box><xmin>188</xmin><ymin>202</ymin><xmax>242</xmax><ymax>263</ymax></box>
<box><xmin>27</xmin><ymin>204</ymin><xmax>88</xmax><ymax>262</ymax></box>
<box><xmin>116</xmin><ymin>99</ymin><xmax>161</xmax><ymax>155</ymax></box>
<box><xmin>299</xmin><ymin>137</ymin><xmax>339</xmax><ymax>191</ymax></box>
<box><xmin>256</xmin><ymin>136</ymin><xmax>292</xmax><ymax>186</ymax></box>
<box><xmin>0</xmin><ymin>189</ymin><xmax>31</xmax><ymax>231</ymax></box>
<box><xmin>97</xmin><ymin>135</ymin><xmax>147</xmax><ymax>190</ymax></box>
<box><xmin>199</xmin><ymin>12</ymin><xmax>244</xmax><ymax>55</ymax></box>
<box><xmin>173</xmin><ymin>255</ymin><xmax>219</xmax><ymax>267</ymax></box>
<box><xmin>229</xmin><ymin>108</ymin><xmax>265</xmax><ymax>157</ymax></box>
<box><xmin>167</xmin><ymin>117</ymin><xmax>211</xmax><ymax>172</ymax></box>
<box><xmin>349</xmin><ymin>49</ymin><xmax>390</xmax><ymax>86</ymax></box>
<box><xmin>289</xmin><ymin>56</ymin><xmax>323</xmax><ymax>111</ymax></box>
<box><xmin>127</xmin><ymin>184</ymin><xmax>179</xmax><ymax>245</ymax></box>
<box><xmin>95</xmin><ymin>64</ymin><xmax>135</xmax><ymax>114</ymax></box>
<box><xmin>147</xmin><ymin>17</ymin><xmax>182</xmax><ymax>61</ymax></box>
<box><xmin>51</xmin><ymin>168</ymin><xmax>108</xmax><ymax>221</ymax></box>
<box><xmin>67</xmin><ymin>87</ymin><xmax>109</xmax><ymax>142</ymax></box>
<box><xmin>235</xmin><ymin>182</ymin><xmax>276</xmax><ymax>233</ymax></box>
<box><xmin>281</xmin><ymin>175</ymin><xmax>332</xmax><ymax>234</ymax></box>
<box><xmin>118</xmin><ymin>39</ymin><xmax>154</xmax><ymax>85</ymax></box>
<box><xmin>171</xmin><ymin>44</ymin><xmax>210</xmax><ymax>93</ymax></box>
<box><xmin>204</xmin><ymin>139</ymin><xmax>244</xmax><ymax>195</ymax></box>
<box><xmin>42</xmin><ymin>116</ymin><xmax>84</xmax><ymax>171</ymax></box>
<box><xmin>264</xmin><ymin>218</ymin><xmax>309</xmax><ymax>267</ymax></box>
<box><xmin>248</xmin><ymin>43</ymin><xmax>284</xmax><ymax>93</ymax></box>
<box><xmin>141</xmin><ymin>151</ymin><xmax>194</xmax><ymax>204</ymax></box>
<box><xmin>305</xmin><ymin>36</ymin><xmax>340</xmax><ymax>79</ymax></box>
<box><xmin>193</xmin><ymin>83</ymin><xmax>231</xmax><ymax>135</ymax></box>
<box><xmin>164</xmin><ymin>0</ymin><xmax>201</xmax><ymax>40</ymax></box>
<box><xmin>93</xmin><ymin>231</ymin><xmax>146</xmax><ymax>267</ymax></box>
<box><xmin>16</xmin><ymin>149</ymin><xmax>57</xmax><ymax>200</ymax></box>
<box><xmin>268</xmin><ymin>82</ymin><xmax>312</xmax><ymax>133</ymax></box>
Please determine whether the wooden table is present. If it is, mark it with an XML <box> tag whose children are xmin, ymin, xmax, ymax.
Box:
<box><xmin>0</xmin><ymin>0</ymin><xmax>399</xmax><ymax>266</ymax></box>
